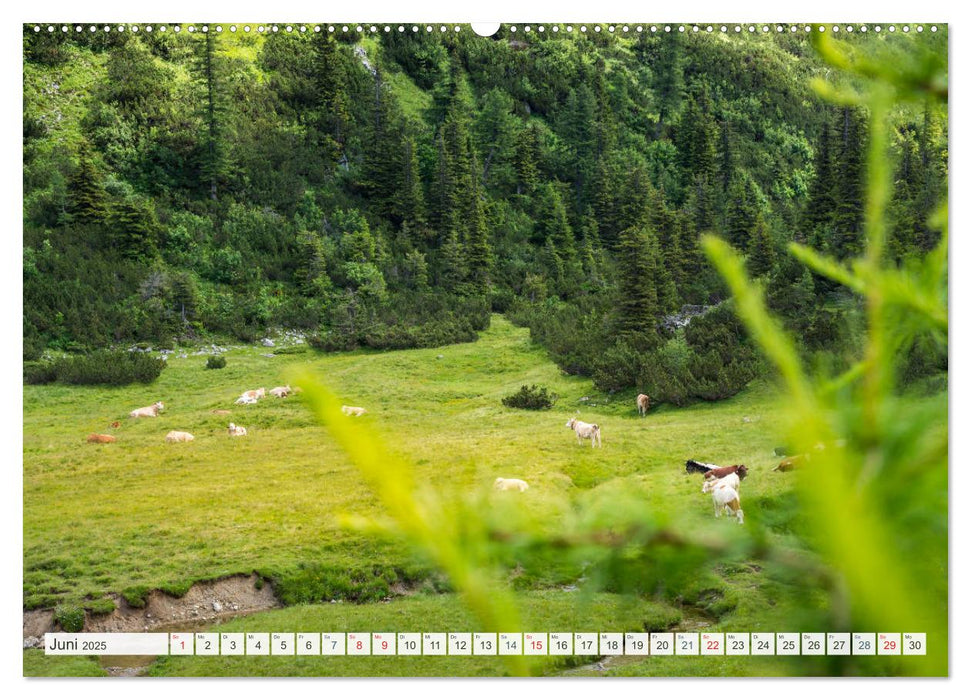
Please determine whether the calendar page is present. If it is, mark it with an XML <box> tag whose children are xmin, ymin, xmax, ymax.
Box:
<box><xmin>21</xmin><ymin>16</ymin><xmax>948</xmax><ymax>681</ymax></box>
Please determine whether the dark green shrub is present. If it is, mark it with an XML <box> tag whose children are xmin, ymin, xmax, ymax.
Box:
<box><xmin>54</xmin><ymin>604</ymin><xmax>85</xmax><ymax>632</ymax></box>
<box><xmin>205</xmin><ymin>354</ymin><xmax>226</xmax><ymax>370</ymax></box>
<box><xmin>502</xmin><ymin>384</ymin><xmax>558</xmax><ymax>410</ymax></box>
<box><xmin>24</xmin><ymin>361</ymin><xmax>58</xmax><ymax>385</ymax></box>
<box><xmin>56</xmin><ymin>350</ymin><xmax>165</xmax><ymax>385</ymax></box>
<box><xmin>25</xmin><ymin>351</ymin><xmax>165</xmax><ymax>385</ymax></box>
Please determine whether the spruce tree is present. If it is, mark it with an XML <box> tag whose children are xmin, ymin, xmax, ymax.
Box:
<box><xmin>311</xmin><ymin>31</ymin><xmax>351</xmax><ymax>168</ymax></box>
<box><xmin>616</xmin><ymin>226</ymin><xmax>661</xmax><ymax>345</ymax></box>
<box><xmin>110</xmin><ymin>197</ymin><xmax>158</xmax><ymax>262</ymax></box>
<box><xmin>68</xmin><ymin>141</ymin><xmax>108</xmax><ymax>227</ymax></box>
<box><xmin>802</xmin><ymin>116</ymin><xmax>837</xmax><ymax>240</ymax></box>
<box><xmin>747</xmin><ymin>215</ymin><xmax>776</xmax><ymax>278</ymax></box>
<box><xmin>725</xmin><ymin>175</ymin><xmax>759</xmax><ymax>249</ymax></box>
<box><xmin>464</xmin><ymin>149</ymin><xmax>493</xmax><ymax>295</ymax></box>
<box><xmin>194</xmin><ymin>30</ymin><xmax>231</xmax><ymax>200</ymax></box>
<box><xmin>514</xmin><ymin>123</ymin><xmax>540</xmax><ymax>195</ymax></box>
<box><xmin>832</xmin><ymin>107</ymin><xmax>867</xmax><ymax>259</ymax></box>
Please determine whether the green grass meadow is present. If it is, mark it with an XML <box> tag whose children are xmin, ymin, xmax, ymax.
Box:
<box><xmin>23</xmin><ymin>316</ymin><xmax>932</xmax><ymax>677</ymax></box>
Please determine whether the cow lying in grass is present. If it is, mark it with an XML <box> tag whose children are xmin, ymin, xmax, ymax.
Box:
<box><xmin>87</xmin><ymin>434</ymin><xmax>116</xmax><ymax>444</ymax></box>
<box><xmin>494</xmin><ymin>477</ymin><xmax>529</xmax><ymax>492</ymax></box>
<box><xmin>228</xmin><ymin>423</ymin><xmax>247</xmax><ymax>437</ymax></box>
<box><xmin>566</xmin><ymin>417</ymin><xmax>601</xmax><ymax>448</ymax></box>
<box><xmin>165</xmin><ymin>431</ymin><xmax>194</xmax><ymax>443</ymax></box>
<box><xmin>269</xmin><ymin>385</ymin><xmax>292</xmax><ymax>398</ymax></box>
<box><xmin>685</xmin><ymin>459</ymin><xmax>719</xmax><ymax>475</ymax></box>
<box><xmin>341</xmin><ymin>405</ymin><xmax>367</xmax><ymax>416</ymax></box>
<box><xmin>130</xmin><ymin>401</ymin><xmax>164</xmax><ymax>418</ymax></box>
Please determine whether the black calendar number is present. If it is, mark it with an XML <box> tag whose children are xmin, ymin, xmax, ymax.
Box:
<box><xmin>203</xmin><ymin>640</ymin><xmax>212</xmax><ymax>651</ymax></box>
<box><xmin>807</xmin><ymin>640</ymin><xmax>821</xmax><ymax>651</ymax></box>
<box><xmin>305</xmin><ymin>640</ymin><xmax>313</xmax><ymax>650</ymax></box>
<box><xmin>831</xmin><ymin>640</ymin><xmax>845</xmax><ymax>651</ymax></box>
<box><xmin>731</xmin><ymin>640</ymin><xmax>744</xmax><ymax>650</ymax></box>
<box><xmin>656</xmin><ymin>640</ymin><xmax>670</xmax><ymax>651</ymax></box>
<box><xmin>455</xmin><ymin>640</ymin><xmax>467</xmax><ymax>650</ymax></box>
<box><xmin>403</xmin><ymin>640</ymin><xmax>417</xmax><ymax>651</ymax></box>
<box><xmin>580</xmin><ymin>640</ymin><xmax>593</xmax><ymax>651</ymax></box>
<box><xmin>757</xmin><ymin>641</ymin><xmax>769</xmax><ymax>651</ymax></box>
<box><xmin>908</xmin><ymin>640</ymin><xmax>922</xmax><ymax>651</ymax></box>
<box><xmin>782</xmin><ymin>640</ymin><xmax>795</xmax><ymax>651</ymax></box>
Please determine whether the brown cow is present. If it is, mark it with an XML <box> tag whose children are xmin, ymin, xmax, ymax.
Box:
<box><xmin>704</xmin><ymin>464</ymin><xmax>749</xmax><ymax>481</ymax></box>
<box><xmin>773</xmin><ymin>455</ymin><xmax>806</xmax><ymax>472</ymax></box>
<box><xmin>87</xmin><ymin>434</ymin><xmax>116</xmax><ymax>444</ymax></box>
<box><xmin>636</xmin><ymin>393</ymin><xmax>650</xmax><ymax>416</ymax></box>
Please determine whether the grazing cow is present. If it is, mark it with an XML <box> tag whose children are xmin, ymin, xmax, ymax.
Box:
<box><xmin>87</xmin><ymin>434</ymin><xmax>116</xmax><ymax>444</ymax></box>
<box><xmin>704</xmin><ymin>464</ymin><xmax>749</xmax><ymax>481</ymax></box>
<box><xmin>235</xmin><ymin>396</ymin><xmax>258</xmax><ymax>405</ymax></box>
<box><xmin>227</xmin><ymin>423</ymin><xmax>247</xmax><ymax>437</ymax></box>
<box><xmin>701</xmin><ymin>472</ymin><xmax>740</xmax><ymax>493</ymax></box>
<box><xmin>165</xmin><ymin>431</ymin><xmax>194</xmax><ymax>443</ymax></box>
<box><xmin>494</xmin><ymin>477</ymin><xmax>529</xmax><ymax>492</ymax></box>
<box><xmin>702</xmin><ymin>478</ymin><xmax>744</xmax><ymax>524</ymax></box>
<box><xmin>241</xmin><ymin>388</ymin><xmax>266</xmax><ymax>401</ymax></box>
<box><xmin>773</xmin><ymin>455</ymin><xmax>806</xmax><ymax>472</ymax></box>
<box><xmin>636</xmin><ymin>393</ymin><xmax>651</xmax><ymax>416</ymax></box>
<box><xmin>212</xmin><ymin>409</ymin><xmax>232</xmax><ymax>415</ymax></box>
<box><xmin>129</xmin><ymin>401</ymin><xmax>164</xmax><ymax>418</ymax></box>
<box><xmin>269</xmin><ymin>385</ymin><xmax>292</xmax><ymax>398</ymax></box>
<box><xmin>341</xmin><ymin>405</ymin><xmax>367</xmax><ymax>417</ymax></box>
<box><xmin>566</xmin><ymin>417</ymin><xmax>602</xmax><ymax>448</ymax></box>
<box><xmin>108</xmin><ymin>421</ymin><xmax>121</xmax><ymax>429</ymax></box>
<box><xmin>685</xmin><ymin>459</ymin><xmax>719</xmax><ymax>475</ymax></box>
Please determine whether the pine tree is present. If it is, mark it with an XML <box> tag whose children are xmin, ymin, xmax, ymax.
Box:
<box><xmin>802</xmin><ymin>116</ymin><xmax>837</xmax><ymax>240</ymax></box>
<box><xmin>832</xmin><ymin>107</ymin><xmax>867</xmax><ymax>259</ymax></box>
<box><xmin>464</xmin><ymin>148</ymin><xmax>493</xmax><ymax>295</ymax></box>
<box><xmin>68</xmin><ymin>142</ymin><xmax>108</xmax><ymax>227</ymax></box>
<box><xmin>110</xmin><ymin>197</ymin><xmax>158</xmax><ymax>261</ymax></box>
<box><xmin>311</xmin><ymin>30</ymin><xmax>351</xmax><ymax>168</ymax></box>
<box><xmin>725</xmin><ymin>175</ymin><xmax>759</xmax><ymax>249</ymax></box>
<box><xmin>195</xmin><ymin>30</ymin><xmax>231</xmax><ymax>200</ymax></box>
<box><xmin>747</xmin><ymin>215</ymin><xmax>776</xmax><ymax>278</ymax></box>
<box><xmin>653</xmin><ymin>31</ymin><xmax>684</xmax><ymax>138</ymax></box>
<box><xmin>514</xmin><ymin>123</ymin><xmax>540</xmax><ymax>195</ymax></box>
<box><xmin>616</xmin><ymin>226</ymin><xmax>661</xmax><ymax>345</ymax></box>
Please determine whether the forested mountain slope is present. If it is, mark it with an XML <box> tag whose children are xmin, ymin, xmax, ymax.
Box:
<box><xmin>23</xmin><ymin>25</ymin><xmax>947</xmax><ymax>400</ymax></box>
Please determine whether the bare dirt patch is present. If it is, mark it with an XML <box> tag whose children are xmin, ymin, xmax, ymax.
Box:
<box><xmin>24</xmin><ymin>574</ymin><xmax>279</xmax><ymax>644</ymax></box>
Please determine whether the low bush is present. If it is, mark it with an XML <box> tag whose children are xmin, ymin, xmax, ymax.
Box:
<box><xmin>502</xmin><ymin>384</ymin><xmax>558</xmax><ymax>410</ymax></box>
<box><xmin>24</xmin><ymin>351</ymin><xmax>165</xmax><ymax>386</ymax></box>
<box><xmin>205</xmin><ymin>355</ymin><xmax>226</xmax><ymax>370</ymax></box>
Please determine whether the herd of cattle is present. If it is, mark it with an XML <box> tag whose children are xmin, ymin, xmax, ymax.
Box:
<box><xmin>86</xmin><ymin>387</ymin><xmax>802</xmax><ymax>525</ymax></box>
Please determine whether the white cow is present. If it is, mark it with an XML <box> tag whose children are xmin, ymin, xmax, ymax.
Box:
<box><xmin>240</xmin><ymin>388</ymin><xmax>266</xmax><ymax>401</ymax></box>
<box><xmin>702</xmin><ymin>479</ymin><xmax>744</xmax><ymax>524</ymax></box>
<box><xmin>269</xmin><ymin>385</ymin><xmax>291</xmax><ymax>398</ymax></box>
<box><xmin>235</xmin><ymin>395</ymin><xmax>258</xmax><ymax>405</ymax></box>
<box><xmin>494</xmin><ymin>477</ymin><xmax>529</xmax><ymax>492</ymax></box>
<box><xmin>566</xmin><ymin>417</ymin><xmax>602</xmax><ymax>448</ymax></box>
<box><xmin>165</xmin><ymin>430</ymin><xmax>194</xmax><ymax>443</ymax></box>
<box><xmin>129</xmin><ymin>401</ymin><xmax>164</xmax><ymax>418</ymax></box>
<box><xmin>341</xmin><ymin>405</ymin><xmax>367</xmax><ymax>417</ymax></box>
<box><xmin>228</xmin><ymin>423</ymin><xmax>247</xmax><ymax>437</ymax></box>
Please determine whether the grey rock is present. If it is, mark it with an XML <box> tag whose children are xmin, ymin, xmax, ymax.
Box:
<box><xmin>212</xmin><ymin>601</ymin><xmax>222</xmax><ymax>613</ymax></box>
<box><xmin>261</xmin><ymin>338</ymin><xmax>275</xmax><ymax>347</ymax></box>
